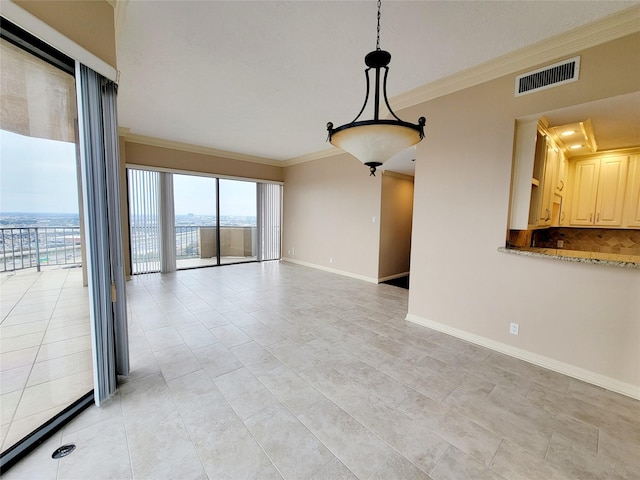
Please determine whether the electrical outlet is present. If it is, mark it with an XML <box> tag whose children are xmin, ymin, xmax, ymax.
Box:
<box><xmin>292</xmin><ymin>247</ymin><xmax>295</xmax><ymax>255</ymax></box>
<box><xmin>287</xmin><ymin>249</ymin><xmax>291</xmax><ymax>255</ymax></box>
<box><xmin>510</xmin><ymin>322</ymin><xmax>519</xmax><ymax>335</ymax></box>
<box><xmin>329</xmin><ymin>257</ymin><xmax>333</xmax><ymax>264</ymax></box>
<box><xmin>557</xmin><ymin>240</ymin><xmax>564</xmax><ymax>248</ymax></box>
<box><xmin>372</xmin><ymin>216</ymin><xmax>376</xmax><ymax>223</ymax></box>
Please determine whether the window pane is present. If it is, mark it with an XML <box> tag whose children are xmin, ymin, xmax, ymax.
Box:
<box><xmin>219</xmin><ymin>179</ymin><xmax>257</xmax><ymax>264</ymax></box>
<box><xmin>174</xmin><ymin>174</ymin><xmax>218</xmax><ymax>270</ymax></box>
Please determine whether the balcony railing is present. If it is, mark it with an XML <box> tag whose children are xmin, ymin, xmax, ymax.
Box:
<box><xmin>130</xmin><ymin>225</ymin><xmax>261</xmax><ymax>273</ymax></box>
<box><xmin>176</xmin><ymin>225</ymin><xmax>258</xmax><ymax>259</ymax></box>
<box><xmin>0</xmin><ymin>227</ymin><xmax>82</xmax><ymax>273</ymax></box>
<box><xmin>0</xmin><ymin>225</ymin><xmax>276</xmax><ymax>274</ymax></box>
<box><xmin>175</xmin><ymin>226</ymin><xmax>202</xmax><ymax>259</ymax></box>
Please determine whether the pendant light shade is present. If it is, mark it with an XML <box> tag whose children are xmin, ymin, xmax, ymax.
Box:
<box><xmin>329</xmin><ymin>121</ymin><xmax>424</xmax><ymax>171</ymax></box>
<box><xmin>327</xmin><ymin>2</ymin><xmax>425</xmax><ymax>176</ymax></box>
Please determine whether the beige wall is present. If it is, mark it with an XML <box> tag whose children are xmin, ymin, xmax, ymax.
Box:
<box><xmin>404</xmin><ymin>33</ymin><xmax>640</xmax><ymax>393</ymax></box>
<box><xmin>283</xmin><ymin>153</ymin><xmax>382</xmax><ymax>282</ymax></box>
<box><xmin>379</xmin><ymin>172</ymin><xmax>414</xmax><ymax>280</ymax></box>
<box><xmin>124</xmin><ymin>141</ymin><xmax>284</xmax><ymax>183</ymax></box>
<box><xmin>14</xmin><ymin>0</ymin><xmax>116</xmax><ymax>69</ymax></box>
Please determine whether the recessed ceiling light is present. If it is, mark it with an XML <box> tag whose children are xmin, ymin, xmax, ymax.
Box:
<box><xmin>561</xmin><ymin>130</ymin><xmax>575</xmax><ymax>136</ymax></box>
<box><xmin>569</xmin><ymin>144</ymin><xmax>584</xmax><ymax>149</ymax></box>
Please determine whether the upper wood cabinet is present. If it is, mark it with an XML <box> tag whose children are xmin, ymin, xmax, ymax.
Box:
<box><xmin>624</xmin><ymin>155</ymin><xmax>640</xmax><ymax>228</ymax></box>
<box><xmin>569</xmin><ymin>155</ymin><xmax>628</xmax><ymax>227</ymax></box>
<box><xmin>509</xmin><ymin>118</ymin><xmax>565</xmax><ymax>230</ymax></box>
<box><xmin>539</xmin><ymin>143</ymin><xmax>560</xmax><ymax>226</ymax></box>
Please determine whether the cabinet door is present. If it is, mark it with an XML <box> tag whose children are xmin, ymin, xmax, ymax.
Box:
<box><xmin>509</xmin><ymin>119</ymin><xmax>539</xmax><ymax>230</ymax></box>
<box><xmin>595</xmin><ymin>155</ymin><xmax>628</xmax><ymax>226</ymax></box>
<box><xmin>623</xmin><ymin>155</ymin><xmax>640</xmax><ymax>228</ymax></box>
<box><xmin>537</xmin><ymin>142</ymin><xmax>558</xmax><ymax>225</ymax></box>
<box><xmin>570</xmin><ymin>158</ymin><xmax>599</xmax><ymax>225</ymax></box>
<box><xmin>556</xmin><ymin>153</ymin><xmax>568</xmax><ymax>196</ymax></box>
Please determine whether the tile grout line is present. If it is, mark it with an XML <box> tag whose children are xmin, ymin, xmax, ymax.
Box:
<box><xmin>0</xmin><ymin>271</ymin><xmax>39</xmax><ymax>326</ymax></box>
<box><xmin>1</xmin><ymin>270</ymin><xmax>68</xmax><ymax>452</ymax></box>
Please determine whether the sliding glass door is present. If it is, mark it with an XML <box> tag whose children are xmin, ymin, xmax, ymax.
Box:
<box><xmin>174</xmin><ymin>174</ymin><xmax>217</xmax><ymax>270</ymax></box>
<box><xmin>127</xmin><ymin>170</ymin><xmax>281</xmax><ymax>273</ymax></box>
<box><xmin>219</xmin><ymin>179</ymin><xmax>257</xmax><ymax>265</ymax></box>
<box><xmin>0</xmin><ymin>34</ymin><xmax>94</xmax><ymax>456</ymax></box>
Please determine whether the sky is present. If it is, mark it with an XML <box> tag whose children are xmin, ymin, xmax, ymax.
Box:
<box><xmin>0</xmin><ymin>129</ymin><xmax>79</xmax><ymax>214</ymax></box>
<box><xmin>0</xmin><ymin>129</ymin><xmax>258</xmax><ymax>217</ymax></box>
<box><xmin>173</xmin><ymin>174</ymin><xmax>257</xmax><ymax>217</ymax></box>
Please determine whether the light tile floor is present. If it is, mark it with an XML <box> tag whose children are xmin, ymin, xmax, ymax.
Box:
<box><xmin>176</xmin><ymin>256</ymin><xmax>257</xmax><ymax>270</ymax></box>
<box><xmin>4</xmin><ymin>261</ymin><xmax>640</xmax><ymax>479</ymax></box>
<box><xmin>0</xmin><ymin>267</ymin><xmax>92</xmax><ymax>452</ymax></box>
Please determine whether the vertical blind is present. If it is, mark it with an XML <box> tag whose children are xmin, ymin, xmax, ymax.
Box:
<box><xmin>159</xmin><ymin>172</ymin><xmax>176</xmax><ymax>273</ymax></box>
<box><xmin>101</xmin><ymin>78</ymin><xmax>129</xmax><ymax>381</ymax></box>
<box><xmin>258</xmin><ymin>183</ymin><xmax>282</xmax><ymax>261</ymax></box>
<box><xmin>128</xmin><ymin>168</ymin><xmax>161</xmax><ymax>274</ymax></box>
<box><xmin>76</xmin><ymin>63</ymin><xmax>129</xmax><ymax>406</ymax></box>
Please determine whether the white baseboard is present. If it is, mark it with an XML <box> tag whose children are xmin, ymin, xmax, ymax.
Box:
<box><xmin>282</xmin><ymin>257</ymin><xmax>378</xmax><ymax>284</ymax></box>
<box><xmin>378</xmin><ymin>272</ymin><xmax>410</xmax><ymax>283</ymax></box>
<box><xmin>406</xmin><ymin>313</ymin><xmax>640</xmax><ymax>400</ymax></box>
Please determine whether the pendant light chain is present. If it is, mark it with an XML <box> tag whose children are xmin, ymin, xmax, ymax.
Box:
<box><xmin>376</xmin><ymin>0</ymin><xmax>382</xmax><ymax>51</ymax></box>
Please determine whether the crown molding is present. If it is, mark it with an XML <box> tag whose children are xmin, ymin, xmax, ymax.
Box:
<box><xmin>121</xmin><ymin>132</ymin><xmax>283</xmax><ymax>167</ymax></box>
<box><xmin>391</xmin><ymin>5</ymin><xmax>640</xmax><ymax>112</ymax></box>
<box><xmin>282</xmin><ymin>147</ymin><xmax>343</xmax><ymax>167</ymax></box>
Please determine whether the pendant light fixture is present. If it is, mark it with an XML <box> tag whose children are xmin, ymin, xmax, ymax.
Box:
<box><xmin>327</xmin><ymin>0</ymin><xmax>426</xmax><ymax>176</ymax></box>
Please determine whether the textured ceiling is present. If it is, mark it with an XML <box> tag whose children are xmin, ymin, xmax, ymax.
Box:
<box><xmin>115</xmin><ymin>1</ymin><xmax>636</xmax><ymax>166</ymax></box>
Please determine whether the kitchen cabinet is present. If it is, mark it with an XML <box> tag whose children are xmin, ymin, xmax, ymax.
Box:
<box><xmin>569</xmin><ymin>155</ymin><xmax>628</xmax><ymax>227</ymax></box>
<box><xmin>556</xmin><ymin>153</ymin><xmax>568</xmax><ymax>196</ymax></box>
<box><xmin>509</xmin><ymin>119</ymin><xmax>540</xmax><ymax>230</ymax></box>
<box><xmin>509</xmin><ymin>118</ymin><xmax>563</xmax><ymax>230</ymax></box>
<box><xmin>537</xmin><ymin>142</ymin><xmax>560</xmax><ymax>226</ymax></box>
<box><xmin>624</xmin><ymin>155</ymin><xmax>640</xmax><ymax>228</ymax></box>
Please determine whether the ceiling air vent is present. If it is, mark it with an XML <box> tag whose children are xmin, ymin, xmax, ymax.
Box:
<box><xmin>515</xmin><ymin>56</ymin><xmax>580</xmax><ymax>97</ymax></box>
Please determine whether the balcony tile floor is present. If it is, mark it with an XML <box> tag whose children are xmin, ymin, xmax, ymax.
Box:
<box><xmin>4</xmin><ymin>261</ymin><xmax>640</xmax><ymax>479</ymax></box>
<box><xmin>0</xmin><ymin>267</ymin><xmax>92</xmax><ymax>453</ymax></box>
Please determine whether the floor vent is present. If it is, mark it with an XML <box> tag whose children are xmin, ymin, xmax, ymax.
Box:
<box><xmin>515</xmin><ymin>56</ymin><xmax>580</xmax><ymax>96</ymax></box>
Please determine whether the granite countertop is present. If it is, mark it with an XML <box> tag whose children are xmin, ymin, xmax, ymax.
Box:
<box><xmin>498</xmin><ymin>246</ymin><xmax>640</xmax><ymax>269</ymax></box>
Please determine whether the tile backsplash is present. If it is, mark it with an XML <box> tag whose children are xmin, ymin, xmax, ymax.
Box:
<box><xmin>532</xmin><ymin>228</ymin><xmax>640</xmax><ymax>256</ymax></box>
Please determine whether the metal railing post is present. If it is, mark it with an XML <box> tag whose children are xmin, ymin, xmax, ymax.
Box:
<box><xmin>2</xmin><ymin>229</ymin><xmax>6</xmax><ymax>272</ymax></box>
<box><xmin>19</xmin><ymin>228</ymin><xmax>24</xmax><ymax>270</ymax></box>
<box><xmin>12</xmin><ymin>229</ymin><xmax>16</xmax><ymax>271</ymax></box>
<box><xmin>35</xmin><ymin>227</ymin><xmax>41</xmax><ymax>272</ymax></box>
